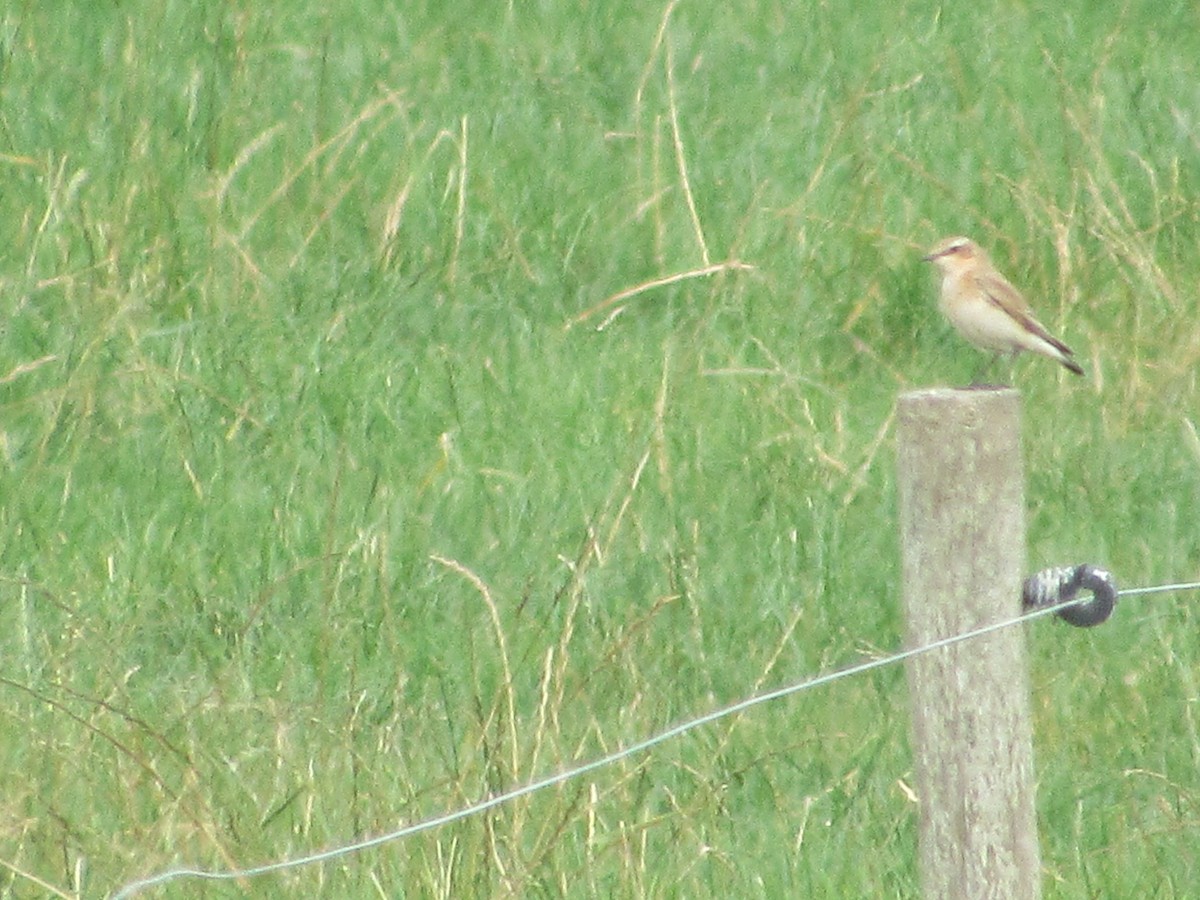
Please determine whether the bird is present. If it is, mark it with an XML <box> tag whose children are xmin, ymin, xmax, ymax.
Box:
<box><xmin>922</xmin><ymin>235</ymin><xmax>1084</xmax><ymax>383</ymax></box>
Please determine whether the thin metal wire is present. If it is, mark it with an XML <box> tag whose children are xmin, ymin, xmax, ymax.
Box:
<box><xmin>109</xmin><ymin>580</ymin><xmax>1200</xmax><ymax>899</ymax></box>
<box><xmin>1120</xmin><ymin>581</ymin><xmax>1200</xmax><ymax>597</ymax></box>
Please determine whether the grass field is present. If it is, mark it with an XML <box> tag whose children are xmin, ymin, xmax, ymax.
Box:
<box><xmin>2</xmin><ymin>1</ymin><xmax>1199</xmax><ymax>896</ymax></box>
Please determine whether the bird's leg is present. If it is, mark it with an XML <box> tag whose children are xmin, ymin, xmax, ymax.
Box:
<box><xmin>968</xmin><ymin>353</ymin><xmax>1002</xmax><ymax>388</ymax></box>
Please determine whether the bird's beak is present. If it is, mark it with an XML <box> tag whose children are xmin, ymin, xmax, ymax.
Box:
<box><xmin>920</xmin><ymin>252</ymin><xmax>937</xmax><ymax>262</ymax></box>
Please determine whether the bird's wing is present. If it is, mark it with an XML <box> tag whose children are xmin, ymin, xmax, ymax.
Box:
<box><xmin>977</xmin><ymin>271</ymin><xmax>1075</xmax><ymax>357</ymax></box>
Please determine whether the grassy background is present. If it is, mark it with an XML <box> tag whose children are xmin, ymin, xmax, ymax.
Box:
<box><xmin>2</xmin><ymin>0</ymin><xmax>1199</xmax><ymax>896</ymax></box>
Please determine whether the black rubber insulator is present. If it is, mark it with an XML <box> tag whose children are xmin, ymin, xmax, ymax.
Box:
<box><xmin>1021</xmin><ymin>564</ymin><xmax>1118</xmax><ymax>628</ymax></box>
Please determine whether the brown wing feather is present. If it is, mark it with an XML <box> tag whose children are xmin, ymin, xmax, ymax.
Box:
<box><xmin>977</xmin><ymin>272</ymin><xmax>1076</xmax><ymax>358</ymax></box>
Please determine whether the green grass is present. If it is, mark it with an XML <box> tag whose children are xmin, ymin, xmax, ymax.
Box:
<box><xmin>2</xmin><ymin>0</ymin><xmax>1199</xmax><ymax>896</ymax></box>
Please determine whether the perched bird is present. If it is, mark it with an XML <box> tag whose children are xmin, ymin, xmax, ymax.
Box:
<box><xmin>922</xmin><ymin>235</ymin><xmax>1084</xmax><ymax>382</ymax></box>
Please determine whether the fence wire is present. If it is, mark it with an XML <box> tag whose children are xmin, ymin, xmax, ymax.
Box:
<box><xmin>110</xmin><ymin>577</ymin><xmax>1200</xmax><ymax>899</ymax></box>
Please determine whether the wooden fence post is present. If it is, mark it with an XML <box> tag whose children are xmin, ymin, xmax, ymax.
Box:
<box><xmin>896</xmin><ymin>388</ymin><xmax>1041</xmax><ymax>899</ymax></box>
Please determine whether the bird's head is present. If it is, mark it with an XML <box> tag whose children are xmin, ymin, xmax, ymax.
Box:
<box><xmin>921</xmin><ymin>236</ymin><xmax>982</xmax><ymax>274</ymax></box>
